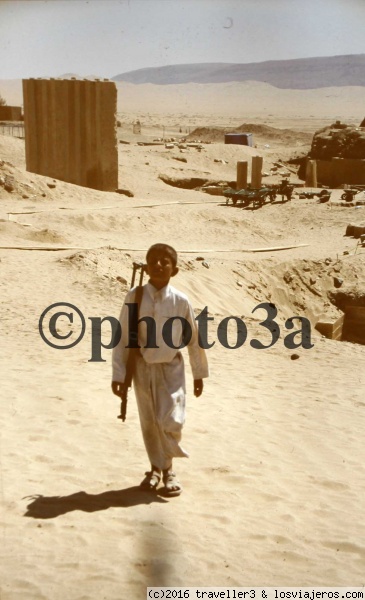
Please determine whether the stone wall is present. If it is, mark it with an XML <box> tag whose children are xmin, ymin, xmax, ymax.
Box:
<box><xmin>315</xmin><ymin>158</ymin><xmax>365</xmax><ymax>186</ymax></box>
<box><xmin>0</xmin><ymin>106</ymin><xmax>22</xmax><ymax>121</ymax></box>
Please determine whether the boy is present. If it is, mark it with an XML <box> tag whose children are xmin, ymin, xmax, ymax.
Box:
<box><xmin>112</xmin><ymin>243</ymin><xmax>209</xmax><ymax>497</ymax></box>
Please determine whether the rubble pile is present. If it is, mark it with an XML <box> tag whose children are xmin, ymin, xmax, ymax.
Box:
<box><xmin>310</xmin><ymin>121</ymin><xmax>365</xmax><ymax>160</ymax></box>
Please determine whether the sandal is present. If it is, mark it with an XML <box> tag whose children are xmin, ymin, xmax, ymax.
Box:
<box><xmin>140</xmin><ymin>469</ymin><xmax>161</xmax><ymax>491</ymax></box>
<box><xmin>162</xmin><ymin>470</ymin><xmax>182</xmax><ymax>497</ymax></box>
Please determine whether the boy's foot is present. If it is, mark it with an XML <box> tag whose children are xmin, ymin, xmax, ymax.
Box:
<box><xmin>162</xmin><ymin>469</ymin><xmax>182</xmax><ymax>497</ymax></box>
<box><xmin>140</xmin><ymin>469</ymin><xmax>161</xmax><ymax>491</ymax></box>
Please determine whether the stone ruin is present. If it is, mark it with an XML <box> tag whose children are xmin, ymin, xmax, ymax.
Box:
<box><xmin>22</xmin><ymin>78</ymin><xmax>118</xmax><ymax>191</ymax></box>
<box><xmin>133</xmin><ymin>120</ymin><xmax>141</xmax><ymax>134</ymax></box>
<box><xmin>0</xmin><ymin>106</ymin><xmax>22</xmax><ymax>121</ymax></box>
<box><xmin>310</xmin><ymin>120</ymin><xmax>365</xmax><ymax>160</ymax></box>
<box><xmin>296</xmin><ymin>119</ymin><xmax>365</xmax><ymax>185</ymax></box>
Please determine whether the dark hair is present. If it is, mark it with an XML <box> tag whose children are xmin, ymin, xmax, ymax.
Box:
<box><xmin>146</xmin><ymin>243</ymin><xmax>178</xmax><ymax>267</ymax></box>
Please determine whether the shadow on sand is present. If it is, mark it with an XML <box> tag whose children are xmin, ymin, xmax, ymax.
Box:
<box><xmin>24</xmin><ymin>486</ymin><xmax>168</xmax><ymax>519</ymax></box>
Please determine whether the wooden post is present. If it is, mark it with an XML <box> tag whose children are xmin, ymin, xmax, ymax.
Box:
<box><xmin>251</xmin><ymin>155</ymin><xmax>263</xmax><ymax>188</ymax></box>
<box><xmin>305</xmin><ymin>159</ymin><xmax>317</xmax><ymax>187</ymax></box>
<box><xmin>236</xmin><ymin>161</ymin><xmax>248</xmax><ymax>191</ymax></box>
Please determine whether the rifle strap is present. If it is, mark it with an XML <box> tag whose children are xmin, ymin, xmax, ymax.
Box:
<box><xmin>134</xmin><ymin>284</ymin><xmax>144</xmax><ymax>311</ymax></box>
<box><xmin>124</xmin><ymin>285</ymin><xmax>144</xmax><ymax>387</ymax></box>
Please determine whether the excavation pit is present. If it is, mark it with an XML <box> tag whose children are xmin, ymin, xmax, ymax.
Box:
<box><xmin>319</xmin><ymin>290</ymin><xmax>365</xmax><ymax>345</ymax></box>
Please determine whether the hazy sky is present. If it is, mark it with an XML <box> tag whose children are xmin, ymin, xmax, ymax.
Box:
<box><xmin>0</xmin><ymin>0</ymin><xmax>364</xmax><ymax>79</ymax></box>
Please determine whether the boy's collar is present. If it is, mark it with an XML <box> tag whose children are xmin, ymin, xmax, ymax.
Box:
<box><xmin>145</xmin><ymin>281</ymin><xmax>171</xmax><ymax>299</ymax></box>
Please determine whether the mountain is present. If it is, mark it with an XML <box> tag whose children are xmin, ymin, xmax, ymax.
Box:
<box><xmin>112</xmin><ymin>54</ymin><xmax>365</xmax><ymax>89</ymax></box>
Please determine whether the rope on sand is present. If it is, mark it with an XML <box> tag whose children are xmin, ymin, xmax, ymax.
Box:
<box><xmin>0</xmin><ymin>243</ymin><xmax>310</xmax><ymax>253</ymax></box>
<box><xmin>6</xmin><ymin>199</ymin><xmax>220</xmax><ymax>217</ymax></box>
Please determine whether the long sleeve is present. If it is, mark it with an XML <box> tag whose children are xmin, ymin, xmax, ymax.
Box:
<box><xmin>112</xmin><ymin>284</ymin><xmax>209</xmax><ymax>381</ymax></box>
<box><xmin>185</xmin><ymin>301</ymin><xmax>209</xmax><ymax>380</ymax></box>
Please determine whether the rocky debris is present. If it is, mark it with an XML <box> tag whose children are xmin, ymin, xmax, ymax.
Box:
<box><xmin>284</xmin><ymin>271</ymin><xmax>293</xmax><ymax>283</ymax></box>
<box><xmin>2</xmin><ymin>175</ymin><xmax>15</xmax><ymax>192</ymax></box>
<box><xmin>137</xmin><ymin>141</ymin><xmax>164</xmax><ymax>146</ymax></box>
<box><xmin>187</xmin><ymin>143</ymin><xmax>204</xmax><ymax>149</ymax></box>
<box><xmin>333</xmin><ymin>277</ymin><xmax>343</xmax><ymax>288</ymax></box>
<box><xmin>310</xmin><ymin>121</ymin><xmax>365</xmax><ymax>160</ymax></box>
<box><xmin>202</xmin><ymin>261</ymin><xmax>210</xmax><ymax>269</ymax></box>
<box><xmin>47</xmin><ymin>182</ymin><xmax>56</xmax><ymax>189</ymax></box>
<box><xmin>172</xmin><ymin>156</ymin><xmax>187</xmax><ymax>163</ymax></box>
<box><xmin>116</xmin><ymin>276</ymin><xmax>128</xmax><ymax>285</ymax></box>
<box><xmin>115</xmin><ymin>188</ymin><xmax>134</xmax><ymax>197</ymax></box>
<box><xmin>0</xmin><ymin>161</ymin><xmax>54</xmax><ymax>200</ymax></box>
<box><xmin>159</xmin><ymin>175</ymin><xmax>210</xmax><ymax>190</ymax></box>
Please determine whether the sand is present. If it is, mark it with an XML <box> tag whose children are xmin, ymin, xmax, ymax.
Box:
<box><xmin>0</xmin><ymin>84</ymin><xmax>365</xmax><ymax>599</ymax></box>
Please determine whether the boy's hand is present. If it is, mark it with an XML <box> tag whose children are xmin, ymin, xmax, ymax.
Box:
<box><xmin>112</xmin><ymin>381</ymin><xmax>128</xmax><ymax>399</ymax></box>
<box><xmin>194</xmin><ymin>379</ymin><xmax>203</xmax><ymax>397</ymax></box>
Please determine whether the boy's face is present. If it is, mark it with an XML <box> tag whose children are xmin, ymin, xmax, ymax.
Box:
<box><xmin>146</xmin><ymin>249</ymin><xmax>178</xmax><ymax>289</ymax></box>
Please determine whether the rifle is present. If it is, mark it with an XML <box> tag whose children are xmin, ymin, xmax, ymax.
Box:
<box><xmin>118</xmin><ymin>262</ymin><xmax>146</xmax><ymax>422</ymax></box>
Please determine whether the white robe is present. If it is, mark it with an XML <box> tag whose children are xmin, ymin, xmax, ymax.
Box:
<box><xmin>112</xmin><ymin>282</ymin><xmax>209</xmax><ymax>470</ymax></box>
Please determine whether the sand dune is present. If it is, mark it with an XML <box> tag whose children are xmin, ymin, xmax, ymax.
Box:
<box><xmin>2</xmin><ymin>79</ymin><xmax>365</xmax><ymax>125</ymax></box>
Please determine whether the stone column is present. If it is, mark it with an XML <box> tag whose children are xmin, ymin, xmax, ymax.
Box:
<box><xmin>251</xmin><ymin>155</ymin><xmax>263</xmax><ymax>188</ymax></box>
<box><xmin>236</xmin><ymin>161</ymin><xmax>248</xmax><ymax>190</ymax></box>
<box><xmin>305</xmin><ymin>159</ymin><xmax>317</xmax><ymax>187</ymax></box>
<box><xmin>22</xmin><ymin>78</ymin><xmax>118</xmax><ymax>191</ymax></box>
<box><xmin>22</xmin><ymin>79</ymin><xmax>38</xmax><ymax>173</ymax></box>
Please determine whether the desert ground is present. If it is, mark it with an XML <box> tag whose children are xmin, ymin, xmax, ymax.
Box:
<box><xmin>0</xmin><ymin>82</ymin><xmax>365</xmax><ymax>599</ymax></box>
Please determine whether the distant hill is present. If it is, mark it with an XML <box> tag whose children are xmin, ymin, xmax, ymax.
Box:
<box><xmin>112</xmin><ymin>54</ymin><xmax>365</xmax><ymax>89</ymax></box>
